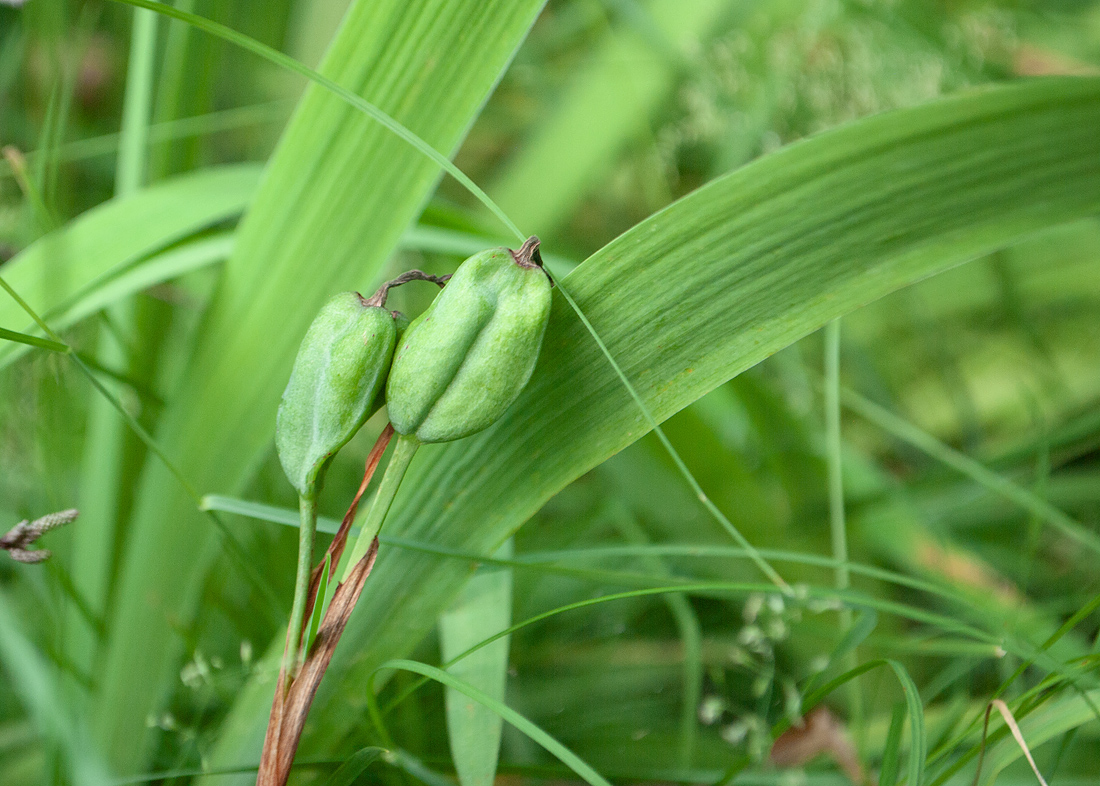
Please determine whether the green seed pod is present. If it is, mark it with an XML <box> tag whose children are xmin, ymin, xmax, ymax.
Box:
<box><xmin>386</xmin><ymin>236</ymin><xmax>552</xmax><ymax>443</ymax></box>
<box><xmin>391</xmin><ymin>309</ymin><xmax>412</xmax><ymax>336</ymax></box>
<box><xmin>276</xmin><ymin>292</ymin><xmax>397</xmax><ymax>498</ymax></box>
<box><xmin>367</xmin><ymin>309</ymin><xmax>410</xmax><ymax>415</ymax></box>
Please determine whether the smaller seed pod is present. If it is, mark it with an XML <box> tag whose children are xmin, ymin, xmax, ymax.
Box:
<box><xmin>276</xmin><ymin>292</ymin><xmax>397</xmax><ymax>498</ymax></box>
<box><xmin>367</xmin><ymin>309</ymin><xmax>410</xmax><ymax>415</ymax></box>
<box><xmin>386</xmin><ymin>236</ymin><xmax>552</xmax><ymax>444</ymax></box>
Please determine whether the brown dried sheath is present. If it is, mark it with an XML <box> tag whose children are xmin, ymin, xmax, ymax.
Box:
<box><xmin>300</xmin><ymin>423</ymin><xmax>394</xmax><ymax>638</ymax></box>
<box><xmin>257</xmin><ymin>536</ymin><xmax>381</xmax><ymax>785</ymax></box>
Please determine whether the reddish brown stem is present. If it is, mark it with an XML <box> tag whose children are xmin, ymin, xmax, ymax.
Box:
<box><xmin>300</xmin><ymin>423</ymin><xmax>394</xmax><ymax>633</ymax></box>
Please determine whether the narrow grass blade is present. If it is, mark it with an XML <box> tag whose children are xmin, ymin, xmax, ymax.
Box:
<box><xmin>200</xmin><ymin>494</ymin><xmax>341</xmax><ymax>535</ymax></box>
<box><xmin>824</xmin><ymin>320</ymin><xmax>855</xmax><ymax>725</ymax></box>
<box><xmin>804</xmin><ymin>608</ymin><xmax>878</xmax><ymax>696</ymax></box>
<box><xmin>323</xmin><ymin>747</ymin><xmax>385</xmax><ymax>786</ymax></box>
<box><xmin>114</xmin><ymin>6</ymin><xmax>157</xmax><ymax>195</ymax></box>
<box><xmin>832</xmin><ymin>609</ymin><xmax>878</xmax><ymax>667</ymax></box>
<box><xmin>382</xmin><ymin>659</ymin><xmax>612</xmax><ymax>786</ymax></box>
<box><xmin>880</xmin><ymin>702</ymin><xmax>907</xmax><ymax>786</ymax></box>
<box><xmin>886</xmin><ymin>659</ymin><xmax>926</xmax><ymax>786</ymax></box>
<box><xmin>0</xmin><ymin>327</ymin><xmax>69</xmax><ymax>353</ymax></box>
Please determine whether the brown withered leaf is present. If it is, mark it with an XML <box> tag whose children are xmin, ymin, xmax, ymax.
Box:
<box><xmin>771</xmin><ymin>706</ymin><xmax>867</xmax><ymax>786</ymax></box>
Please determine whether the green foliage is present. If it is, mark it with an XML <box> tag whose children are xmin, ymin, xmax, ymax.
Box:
<box><xmin>0</xmin><ymin>588</ymin><xmax>109</xmax><ymax>786</ymax></box>
<box><xmin>3</xmin><ymin>2</ymin><xmax>1100</xmax><ymax>786</ymax></box>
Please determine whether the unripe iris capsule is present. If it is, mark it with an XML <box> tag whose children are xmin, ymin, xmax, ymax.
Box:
<box><xmin>386</xmin><ymin>236</ymin><xmax>552</xmax><ymax>444</ymax></box>
<box><xmin>276</xmin><ymin>292</ymin><xmax>397</xmax><ymax>498</ymax></box>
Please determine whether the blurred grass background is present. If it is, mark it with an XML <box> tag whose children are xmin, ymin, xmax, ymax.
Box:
<box><xmin>2</xmin><ymin>1</ymin><xmax>1100</xmax><ymax>784</ymax></box>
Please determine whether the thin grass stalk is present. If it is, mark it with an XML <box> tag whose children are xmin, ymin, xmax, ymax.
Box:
<box><xmin>115</xmin><ymin>8</ymin><xmax>157</xmax><ymax>195</ymax></box>
<box><xmin>824</xmin><ymin>319</ymin><xmax>861</xmax><ymax>730</ymax></box>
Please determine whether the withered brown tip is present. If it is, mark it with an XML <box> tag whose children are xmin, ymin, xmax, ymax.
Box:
<box><xmin>511</xmin><ymin>235</ymin><xmax>543</xmax><ymax>269</ymax></box>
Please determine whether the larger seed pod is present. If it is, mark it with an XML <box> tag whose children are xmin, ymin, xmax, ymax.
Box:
<box><xmin>276</xmin><ymin>292</ymin><xmax>397</xmax><ymax>498</ymax></box>
<box><xmin>386</xmin><ymin>236</ymin><xmax>552</xmax><ymax>444</ymax></box>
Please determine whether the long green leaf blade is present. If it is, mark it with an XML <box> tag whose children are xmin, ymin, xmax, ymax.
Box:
<box><xmin>440</xmin><ymin>541</ymin><xmax>514</xmax><ymax>786</ymax></box>
<box><xmin>287</xmin><ymin>77</ymin><xmax>1100</xmax><ymax>752</ymax></box>
<box><xmin>887</xmin><ymin>659</ymin><xmax>927</xmax><ymax>786</ymax></box>
<box><xmin>99</xmin><ymin>0</ymin><xmax>548</xmax><ymax>773</ymax></box>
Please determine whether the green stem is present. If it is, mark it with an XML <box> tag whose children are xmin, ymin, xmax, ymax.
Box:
<box><xmin>116</xmin><ymin>6</ymin><xmax>157</xmax><ymax>195</ymax></box>
<box><xmin>341</xmin><ymin>434</ymin><xmax>420</xmax><ymax>583</ymax></box>
<box><xmin>824</xmin><ymin>320</ymin><xmax>850</xmax><ymax>595</ymax></box>
<box><xmin>285</xmin><ymin>495</ymin><xmax>318</xmax><ymax>674</ymax></box>
<box><xmin>824</xmin><ymin>319</ymin><xmax>862</xmax><ymax>733</ymax></box>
